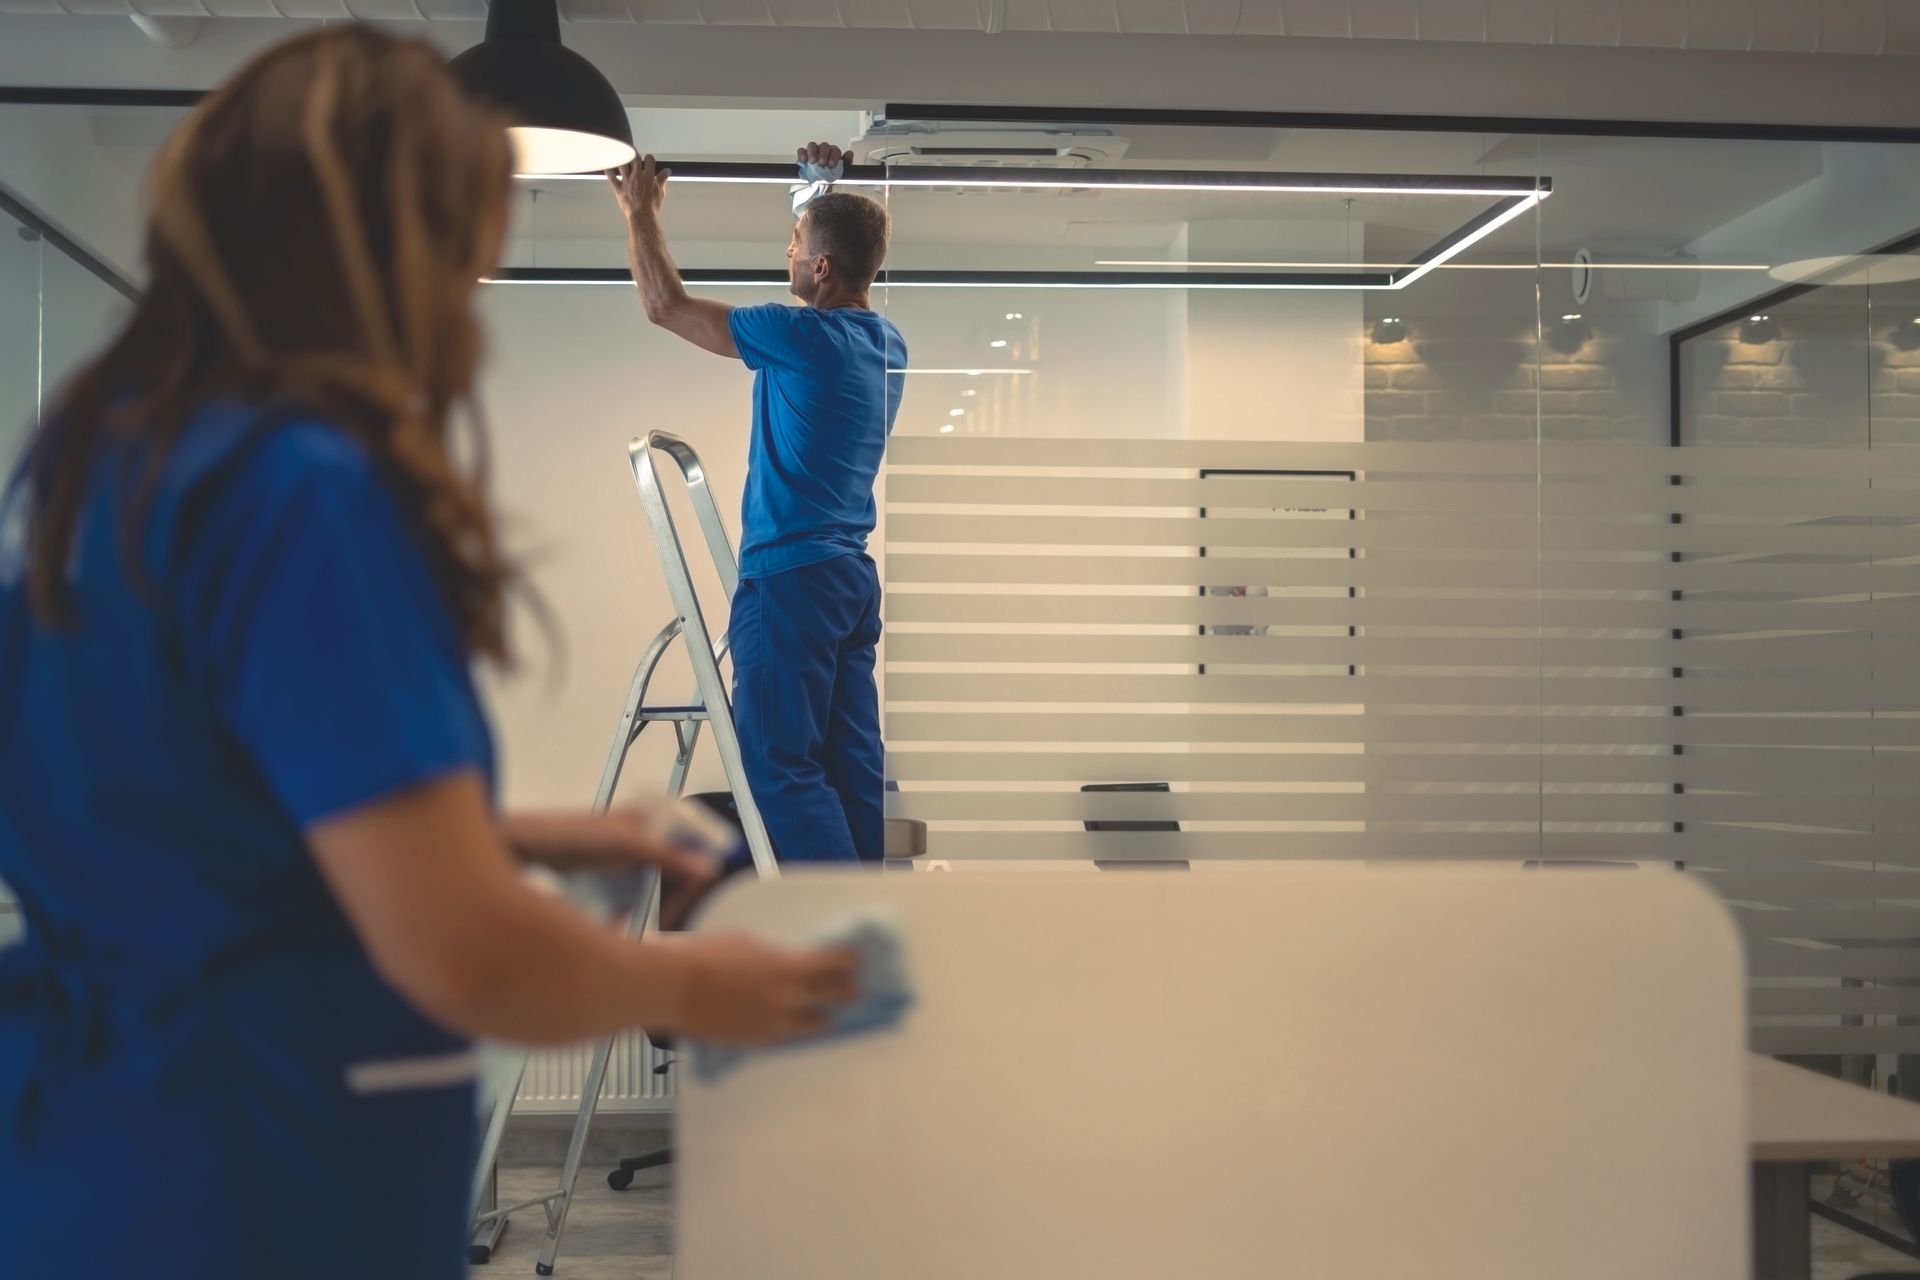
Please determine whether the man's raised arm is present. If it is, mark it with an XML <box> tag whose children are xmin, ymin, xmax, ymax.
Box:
<box><xmin>608</xmin><ymin>155</ymin><xmax>739</xmax><ymax>359</ymax></box>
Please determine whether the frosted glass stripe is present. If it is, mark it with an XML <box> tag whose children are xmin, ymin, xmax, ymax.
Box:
<box><xmin>1751</xmin><ymin>1027</ymin><xmax>1920</xmax><ymax>1056</ymax></box>
<box><xmin>898</xmin><ymin>830</ymin><xmax>1918</xmax><ymax>862</ymax></box>
<box><xmin>885</xmin><ymin>671</ymin><xmax>1920</xmax><ymax>711</ymax></box>
<box><xmin>885</xmin><ymin>749</ymin><xmax>1897</xmax><ymax>788</ymax></box>
<box><xmin>885</xmin><ymin>711</ymin><xmax>1920</xmax><ymax>749</ymax></box>
<box><xmin>909</xmin><ymin>831</ymin><xmax>1552</xmax><ymax>859</ymax></box>
<box><xmin>1544</xmin><ymin>793</ymin><xmax>1920</xmax><ymax>824</ymax></box>
<box><xmin>876</xmin><ymin>790</ymin><xmax>1920</xmax><ymax>825</ymax></box>
<box><xmin>888</xmin><ymin>435</ymin><xmax>1920</xmax><ymax>480</ymax></box>
<box><xmin>1750</xmin><ymin>944</ymin><xmax>1920</xmax><ymax>979</ymax></box>
<box><xmin>886</xmin><ymin>593</ymin><xmax>1920</xmax><ymax>632</ymax></box>
<box><xmin>1749</xmin><ymin>988</ymin><xmax>1920</xmax><ymax>1017</ymax></box>
<box><xmin>889</xmin><ymin>472</ymin><xmax>1920</xmax><ymax>520</ymax></box>
<box><xmin>888</xmin><ymin>631</ymin><xmax>1898</xmax><ymax>670</ymax></box>
<box><xmin>1687</xmin><ymin>871</ymin><xmax>1920</xmax><ymax>900</ymax></box>
<box><xmin>886</xmin><ymin>552</ymin><xmax>1920</xmax><ymax>594</ymax></box>
<box><xmin>889</xmin><ymin>512</ymin><xmax>1916</xmax><ymax>557</ymax></box>
<box><xmin>1733</xmin><ymin>910</ymin><xmax>1920</xmax><ymax>941</ymax></box>
<box><xmin>898</xmin><ymin>832</ymin><xmax>1920</xmax><ymax>859</ymax></box>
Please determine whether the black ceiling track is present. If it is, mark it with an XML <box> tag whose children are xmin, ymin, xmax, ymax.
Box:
<box><xmin>8</xmin><ymin>88</ymin><xmax>1920</xmax><ymax>145</ymax></box>
<box><xmin>882</xmin><ymin>102</ymin><xmax>1920</xmax><ymax>145</ymax></box>
<box><xmin>0</xmin><ymin>182</ymin><xmax>139</xmax><ymax>302</ymax></box>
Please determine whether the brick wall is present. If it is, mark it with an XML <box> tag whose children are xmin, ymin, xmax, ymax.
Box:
<box><xmin>1362</xmin><ymin>302</ymin><xmax>1920</xmax><ymax>448</ymax></box>
<box><xmin>1680</xmin><ymin>304</ymin><xmax>1920</xmax><ymax>449</ymax></box>
<box><xmin>1363</xmin><ymin>311</ymin><xmax>1667</xmax><ymax>445</ymax></box>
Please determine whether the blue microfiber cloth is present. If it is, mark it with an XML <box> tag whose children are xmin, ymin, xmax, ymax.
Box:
<box><xmin>790</xmin><ymin>156</ymin><xmax>846</xmax><ymax>216</ymax></box>
<box><xmin>689</xmin><ymin>912</ymin><xmax>913</xmax><ymax>1085</ymax></box>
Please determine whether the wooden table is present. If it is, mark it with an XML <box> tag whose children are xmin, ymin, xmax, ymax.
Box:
<box><xmin>1749</xmin><ymin>1055</ymin><xmax>1920</xmax><ymax>1279</ymax></box>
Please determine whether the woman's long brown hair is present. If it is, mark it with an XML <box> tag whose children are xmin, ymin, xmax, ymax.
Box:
<box><xmin>17</xmin><ymin>26</ymin><xmax>518</xmax><ymax>662</ymax></box>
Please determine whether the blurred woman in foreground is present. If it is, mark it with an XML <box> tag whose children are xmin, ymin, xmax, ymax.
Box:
<box><xmin>0</xmin><ymin>27</ymin><xmax>853</xmax><ymax>1278</ymax></box>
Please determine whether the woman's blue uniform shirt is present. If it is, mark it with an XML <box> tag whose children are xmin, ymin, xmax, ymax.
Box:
<box><xmin>0</xmin><ymin>405</ymin><xmax>493</xmax><ymax>1278</ymax></box>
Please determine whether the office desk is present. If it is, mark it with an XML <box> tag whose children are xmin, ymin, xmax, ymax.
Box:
<box><xmin>1750</xmin><ymin>1055</ymin><xmax>1920</xmax><ymax>1279</ymax></box>
<box><xmin>684</xmin><ymin>871</ymin><xmax>1750</xmax><ymax>1280</ymax></box>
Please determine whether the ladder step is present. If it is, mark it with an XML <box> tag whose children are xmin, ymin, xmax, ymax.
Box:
<box><xmin>638</xmin><ymin>706</ymin><xmax>710</xmax><ymax>721</ymax></box>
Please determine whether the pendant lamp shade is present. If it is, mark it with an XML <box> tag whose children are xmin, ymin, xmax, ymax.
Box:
<box><xmin>451</xmin><ymin>0</ymin><xmax>636</xmax><ymax>175</ymax></box>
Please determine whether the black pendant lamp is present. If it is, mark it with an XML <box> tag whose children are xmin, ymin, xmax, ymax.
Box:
<box><xmin>451</xmin><ymin>0</ymin><xmax>636</xmax><ymax>175</ymax></box>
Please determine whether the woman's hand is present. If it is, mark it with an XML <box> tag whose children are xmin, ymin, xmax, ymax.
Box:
<box><xmin>501</xmin><ymin>804</ymin><xmax>724</xmax><ymax>887</ymax></box>
<box><xmin>652</xmin><ymin>933</ymin><xmax>861</xmax><ymax>1045</ymax></box>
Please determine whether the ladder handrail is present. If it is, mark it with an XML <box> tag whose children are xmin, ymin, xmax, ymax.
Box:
<box><xmin>471</xmin><ymin>432</ymin><xmax>779</xmax><ymax>1269</ymax></box>
<box><xmin>633</xmin><ymin>430</ymin><xmax>741</xmax><ymax>600</ymax></box>
<box><xmin>627</xmin><ymin>432</ymin><xmax>780</xmax><ymax>880</ymax></box>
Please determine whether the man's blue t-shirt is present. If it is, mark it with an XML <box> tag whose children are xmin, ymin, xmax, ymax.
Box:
<box><xmin>727</xmin><ymin>303</ymin><xmax>906</xmax><ymax>579</ymax></box>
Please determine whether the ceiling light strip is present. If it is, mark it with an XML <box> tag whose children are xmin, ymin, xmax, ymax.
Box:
<box><xmin>1095</xmin><ymin>259</ymin><xmax>1773</xmax><ymax>271</ymax></box>
<box><xmin>515</xmin><ymin>160</ymin><xmax>1548</xmax><ymax>198</ymax></box>
<box><xmin>482</xmin><ymin>268</ymin><xmax>1406</xmax><ymax>290</ymax></box>
<box><xmin>1389</xmin><ymin>193</ymin><xmax>1546</xmax><ymax>290</ymax></box>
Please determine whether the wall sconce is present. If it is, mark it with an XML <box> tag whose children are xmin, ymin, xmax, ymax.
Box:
<box><xmin>1372</xmin><ymin>316</ymin><xmax>1408</xmax><ymax>344</ymax></box>
<box><xmin>1548</xmin><ymin>312</ymin><xmax>1591</xmax><ymax>354</ymax></box>
<box><xmin>1740</xmin><ymin>313</ymin><xmax>1780</xmax><ymax>344</ymax></box>
<box><xmin>1894</xmin><ymin>317</ymin><xmax>1920</xmax><ymax>353</ymax></box>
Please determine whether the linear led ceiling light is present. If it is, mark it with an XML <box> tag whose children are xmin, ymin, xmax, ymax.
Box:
<box><xmin>452</xmin><ymin>0</ymin><xmax>636</xmax><ymax>175</ymax></box>
<box><xmin>489</xmin><ymin>162</ymin><xmax>1550</xmax><ymax>290</ymax></box>
<box><xmin>1097</xmin><ymin>259</ymin><xmax>1772</xmax><ymax>272</ymax></box>
<box><xmin>517</xmin><ymin>159</ymin><xmax>1544</xmax><ymax>198</ymax></box>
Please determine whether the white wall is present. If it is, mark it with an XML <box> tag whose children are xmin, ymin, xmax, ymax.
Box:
<box><xmin>471</xmin><ymin>271</ymin><xmax>1367</xmax><ymax>849</ymax></box>
<box><xmin>0</xmin><ymin>104</ymin><xmax>153</xmax><ymax>277</ymax></box>
<box><xmin>476</xmin><ymin>280</ymin><xmax>1189</xmax><ymax>810</ymax></box>
<box><xmin>476</xmin><ymin>282</ymin><xmax>774</xmax><ymax>809</ymax></box>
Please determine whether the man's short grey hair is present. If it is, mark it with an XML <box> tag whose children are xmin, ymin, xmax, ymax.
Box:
<box><xmin>802</xmin><ymin>191</ymin><xmax>891</xmax><ymax>288</ymax></box>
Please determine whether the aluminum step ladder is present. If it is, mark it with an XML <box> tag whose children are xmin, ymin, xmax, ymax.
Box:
<box><xmin>468</xmin><ymin>430</ymin><xmax>779</xmax><ymax>1271</ymax></box>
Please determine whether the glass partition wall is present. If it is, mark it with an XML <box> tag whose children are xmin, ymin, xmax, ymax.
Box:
<box><xmin>10</xmin><ymin>100</ymin><xmax>1920</xmax><ymax>1246</ymax></box>
<box><xmin>869</xmin><ymin>125</ymin><xmax>1920</xmax><ymax>1251</ymax></box>
<box><xmin>0</xmin><ymin>190</ymin><xmax>132</xmax><ymax>946</ymax></box>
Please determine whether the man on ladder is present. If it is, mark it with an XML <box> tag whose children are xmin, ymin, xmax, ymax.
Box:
<box><xmin>609</xmin><ymin>142</ymin><xmax>905</xmax><ymax>874</ymax></box>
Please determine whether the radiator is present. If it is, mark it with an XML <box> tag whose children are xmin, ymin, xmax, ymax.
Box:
<box><xmin>514</xmin><ymin>1030</ymin><xmax>676</xmax><ymax>1115</ymax></box>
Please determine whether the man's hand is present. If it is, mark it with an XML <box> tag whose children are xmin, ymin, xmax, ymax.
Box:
<box><xmin>797</xmin><ymin>141</ymin><xmax>847</xmax><ymax>176</ymax></box>
<box><xmin>608</xmin><ymin>154</ymin><xmax>671</xmax><ymax>223</ymax></box>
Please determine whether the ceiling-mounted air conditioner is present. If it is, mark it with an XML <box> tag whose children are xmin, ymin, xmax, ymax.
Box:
<box><xmin>851</xmin><ymin>119</ymin><xmax>1130</xmax><ymax>194</ymax></box>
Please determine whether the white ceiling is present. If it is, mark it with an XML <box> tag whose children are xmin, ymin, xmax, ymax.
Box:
<box><xmin>9</xmin><ymin>0</ymin><xmax>1920</xmax><ymax>134</ymax></box>
<box><xmin>6</xmin><ymin>0</ymin><xmax>1920</xmax><ymax>57</ymax></box>
<box><xmin>6</xmin><ymin>0</ymin><xmax>1920</xmax><ymax>317</ymax></box>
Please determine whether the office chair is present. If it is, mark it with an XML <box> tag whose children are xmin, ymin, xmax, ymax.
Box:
<box><xmin>1081</xmin><ymin>781</ymin><xmax>1186</xmax><ymax>870</ymax></box>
